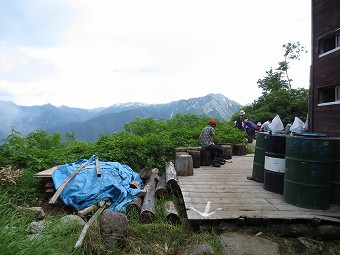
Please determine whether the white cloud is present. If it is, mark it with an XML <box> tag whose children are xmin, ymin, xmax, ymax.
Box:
<box><xmin>0</xmin><ymin>0</ymin><xmax>311</xmax><ymax>109</ymax></box>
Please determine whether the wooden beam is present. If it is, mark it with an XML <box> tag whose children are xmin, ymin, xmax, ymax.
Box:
<box><xmin>95</xmin><ymin>158</ymin><xmax>101</xmax><ymax>177</ymax></box>
<box><xmin>74</xmin><ymin>201</ymin><xmax>110</xmax><ymax>249</ymax></box>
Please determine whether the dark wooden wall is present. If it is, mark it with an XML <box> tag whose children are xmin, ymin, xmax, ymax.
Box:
<box><xmin>310</xmin><ymin>0</ymin><xmax>340</xmax><ymax>137</ymax></box>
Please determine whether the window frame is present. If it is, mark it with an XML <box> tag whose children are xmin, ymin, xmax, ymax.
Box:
<box><xmin>317</xmin><ymin>85</ymin><xmax>340</xmax><ymax>106</ymax></box>
<box><xmin>336</xmin><ymin>85</ymin><xmax>340</xmax><ymax>101</ymax></box>
<box><xmin>319</xmin><ymin>28</ymin><xmax>340</xmax><ymax>57</ymax></box>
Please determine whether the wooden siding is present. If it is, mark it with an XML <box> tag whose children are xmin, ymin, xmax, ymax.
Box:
<box><xmin>310</xmin><ymin>0</ymin><xmax>340</xmax><ymax>137</ymax></box>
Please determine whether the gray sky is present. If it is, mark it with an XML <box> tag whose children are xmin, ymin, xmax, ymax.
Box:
<box><xmin>0</xmin><ymin>0</ymin><xmax>311</xmax><ymax>109</ymax></box>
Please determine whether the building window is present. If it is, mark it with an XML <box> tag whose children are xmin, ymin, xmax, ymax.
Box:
<box><xmin>319</xmin><ymin>29</ymin><xmax>340</xmax><ymax>56</ymax></box>
<box><xmin>336</xmin><ymin>85</ymin><xmax>340</xmax><ymax>101</ymax></box>
<box><xmin>318</xmin><ymin>85</ymin><xmax>340</xmax><ymax>106</ymax></box>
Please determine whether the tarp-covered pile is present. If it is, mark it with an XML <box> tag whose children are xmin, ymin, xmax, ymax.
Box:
<box><xmin>52</xmin><ymin>155</ymin><xmax>143</xmax><ymax>213</ymax></box>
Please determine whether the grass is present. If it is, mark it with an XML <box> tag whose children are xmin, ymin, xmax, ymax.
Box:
<box><xmin>1</xmin><ymin>176</ymin><xmax>340</xmax><ymax>254</ymax></box>
<box><xmin>0</xmin><ymin>189</ymin><xmax>219</xmax><ymax>255</ymax></box>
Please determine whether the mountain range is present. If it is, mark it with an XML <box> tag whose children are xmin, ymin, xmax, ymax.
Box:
<box><xmin>0</xmin><ymin>93</ymin><xmax>242</xmax><ymax>142</ymax></box>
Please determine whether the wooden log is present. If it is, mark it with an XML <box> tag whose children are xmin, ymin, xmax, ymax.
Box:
<box><xmin>175</xmin><ymin>147</ymin><xmax>188</xmax><ymax>152</ymax></box>
<box><xmin>165</xmin><ymin>162</ymin><xmax>181</xmax><ymax>195</ymax></box>
<box><xmin>144</xmin><ymin>168</ymin><xmax>160</xmax><ymax>191</ymax></box>
<box><xmin>139</xmin><ymin>189</ymin><xmax>156</xmax><ymax>223</ymax></box>
<box><xmin>45</xmin><ymin>181</ymin><xmax>54</xmax><ymax>188</ymax></box>
<box><xmin>221</xmin><ymin>145</ymin><xmax>233</xmax><ymax>159</ymax></box>
<box><xmin>126</xmin><ymin>196</ymin><xmax>143</xmax><ymax>214</ymax></box>
<box><xmin>78</xmin><ymin>204</ymin><xmax>97</xmax><ymax>217</ymax></box>
<box><xmin>187</xmin><ymin>146</ymin><xmax>200</xmax><ymax>151</ymax></box>
<box><xmin>176</xmin><ymin>152</ymin><xmax>189</xmax><ymax>156</ymax></box>
<box><xmin>155</xmin><ymin>173</ymin><xmax>168</xmax><ymax>198</ymax></box>
<box><xmin>49</xmin><ymin>161</ymin><xmax>89</xmax><ymax>204</ymax></box>
<box><xmin>175</xmin><ymin>154</ymin><xmax>193</xmax><ymax>176</ymax></box>
<box><xmin>139</xmin><ymin>168</ymin><xmax>152</xmax><ymax>180</ymax></box>
<box><xmin>200</xmin><ymin>147</ymin><xmax>212</xmax><ymax>166</ymax></box>
<box><xmin>233</xmin><ymin>143</ymin><xmax>247</xmax><ymax>156</ymax></box>
<box><xmin>187</xmin><ymin>150</ymin><xmax>201</xmax><ymax>168</ymax></box>
<box><xmin>164</xmin><ymin>200</ymin><xmax>180</xmax><ymax>225</ymax></box>
<box><xmin>224</xmin><ymin>143</ymin><xmax>234</xmax><ymax>155</ymax></box>
<box><xmin>130</xmin><ymin>181</ymin><xmax>141</xmax><ymax>189</ymax></box>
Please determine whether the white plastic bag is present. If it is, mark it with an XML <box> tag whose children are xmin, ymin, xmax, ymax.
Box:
<box><xmin>268</xmin><ymin>115</ymin><xmax>284</xmax><ymax>134</ymax></box>
<box><xmin>290</xmin><ymin>117</ymin><xmax>305</xmax><ymax>133</ymax></box>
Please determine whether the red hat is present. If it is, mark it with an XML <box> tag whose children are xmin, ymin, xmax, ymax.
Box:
<box><xmin>209</xmin><ymin>119</ymin><xmax>217</xmax><ymax>126</ymax></box>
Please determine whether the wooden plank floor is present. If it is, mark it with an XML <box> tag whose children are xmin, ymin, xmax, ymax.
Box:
<box><xmin>177</xmin><ymin>155</ymin><xmax>340</xmax><ymax>225</ymax></box>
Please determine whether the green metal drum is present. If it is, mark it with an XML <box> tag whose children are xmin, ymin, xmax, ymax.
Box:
<box><xmin>283</xmin><ymin>136</ymin><xmax>333</xmax><ymax>209</ymax></box>
<box><xmin>252</xmin><ymin>132</ymin><xmax>269</xmax><ymax>182</ymax></box>
<box><xmin>331</xmin><ymin>138</ymin><xmax>340</xmax><ymax>205</ymax></box>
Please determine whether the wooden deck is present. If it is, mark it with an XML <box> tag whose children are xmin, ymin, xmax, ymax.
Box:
<box><xmin>177</xmin><ymin>155</ymin><xmax>340</xmax><ymax>226</ymax></box>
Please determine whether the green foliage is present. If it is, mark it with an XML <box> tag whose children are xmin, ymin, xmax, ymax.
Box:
<box><xmin>257</xmin><ymin>41</ymin><xmax>307</xmax><ymax>94</ymax></box>
<box><xmin>247</xmin><ymin>41</ymin><xmax>309</xmax><ymax>124</ymax></box>
<box><xmin>245</xmin><ymin>88</ymin><xmax>309</xmax><ymax>124</ymax></box>
<box><xmin>257</xmin><ymin>67</ymin><xmax>290</xmax><ymax>95</ymax></box>
<box><xmin>0</xmin><ymin>193</ymin><xmax>85</xmax><ymax>255</ymax></box>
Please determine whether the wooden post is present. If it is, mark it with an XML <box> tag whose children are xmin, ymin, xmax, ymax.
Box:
<box><xmin>233</xmin><ymin>144</ymin><xmax>247</xmax><ymax>156</ymax></box>
<box><xmin>165</xmin><ymin>162</ymin><xmax>181</xmax><ymax>195</ymax></box>
<box><xmin>200</xmin><ymin>147</ymin><xmax>212</xmax><ymax>166</ymax></box>
<box><xmin>175</xmin><ymin>147</ymin><xmax>188</xmax><ymax>152</ymax></box>
<box><xmin>139</xmin><ymin>189</ymin><xmax>156</xmax><ymax>223</ymax></box>
<box><xmin>175</xmin><ymin>154</ymin><xmax>193</xmax><ymax>176</ymax></box>
<box><xmin>126</xmin><ymin>196</ymin><xmax>143</xmax><ymax>214</ymax></box>
<box><xmin>155</xmin><ymin>173</ymin><xmax>168</xmax><ymax>198</ymax></box>
<box><xmin>221</xmin><ymin>145</ymin><xmax>233</xmax><ymax>159</ymax></box>
<box><xmin>130</xmin><ymin>181</ymin><xmax>141</xmax><ymax>189</ymax></box>
<box><xmin>144</xmin><ymin>168</ymin><xmax>160</xmax><ymax>191</ymax></box>
<box><xmin>164</xmin><ymin>200</ymin><xmax>180</xmax><ymax>225</ymax></box>
<box><xmin>187</xmin><ymin>150</ymin><xmax>201</xmax><ymax>168</ymax></box>
<box><xmin>139</xmin><ymin>168</ymin><xmax>159</xmax><ymax>223</ymax></box>
<box><xmin>95</xmin><ymin>158</ymin><xmax>101</xmax><ymax>177</ymax></box>
<box><xmin>175</xmin><ymin>152</ymin><xmax>189</xmax><ymax>157</ymax></box>
<box><xmin>139</xmin><ymin>168</ymin><xmax>152</xmax><ymax>180</ymax></box>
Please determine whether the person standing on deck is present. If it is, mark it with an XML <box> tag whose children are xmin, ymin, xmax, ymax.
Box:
<box><xmin>199</xmin><ymin>119</ymin><xmax>226</xmax><ymax>167</ymax></box>
<box><xmin>244</xmin><ymin>118</ymin><xmax>257</xmax><ymax>143</ymax></box>
<box><xmin>235</xmin><ymin>110</ymin><xmax>245</xmax><ymax>131</ymax></box>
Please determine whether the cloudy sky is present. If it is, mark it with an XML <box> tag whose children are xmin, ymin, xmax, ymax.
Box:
<box><xmin>0</xmin><ymin>0</ymin><xmax>311</xmax><ymax>109</ymax></box>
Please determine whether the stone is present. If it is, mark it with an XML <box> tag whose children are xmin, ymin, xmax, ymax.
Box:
<box><xmin>220</xmin><ymin>232</ymin><xmax>280</xmax><ymax>255</ymax></box>
<box><xmin>190</xmin><ymin>242</ymin><xmax>214</xmax><ymax>255</ymax></box>
<box><xmin>99</xmin><ymin>209</ymin><xmax>128</xmax><ymax>248</ymax></box>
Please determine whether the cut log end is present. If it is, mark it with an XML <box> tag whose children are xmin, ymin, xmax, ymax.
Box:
<box><xmin>139</xmin><ymin>211</ymin><xmax>155</xmax><ymax>224</ymax></box>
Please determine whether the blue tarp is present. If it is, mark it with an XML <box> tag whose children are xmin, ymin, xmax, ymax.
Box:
<box><xmin>51</xmin><ymin>155</ymin><xmax>143</xmax><ymax>213</ymax></box>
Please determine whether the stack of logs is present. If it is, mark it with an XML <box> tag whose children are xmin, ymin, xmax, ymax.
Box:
<box><xmin>174</xmin><ymin>143</ymin><xmax>245</xmax><ymax>167</ymax></box>
<box><xmin>127</xmin><ymin>162</ymin><xmax>181</xmax><ymax>225</ymax></box>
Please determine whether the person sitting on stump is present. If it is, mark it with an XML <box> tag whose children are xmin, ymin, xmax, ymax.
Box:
<box><xmin>199</xmin><ymin>119</ymin><xmax>226</xmax><ymax>167</ymax></box>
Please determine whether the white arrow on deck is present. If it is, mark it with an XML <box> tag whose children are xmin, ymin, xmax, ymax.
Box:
<box><xmin>188</xmin><ymin>201</ymin><xmax>222</xmax><ymax>217</ymax></box>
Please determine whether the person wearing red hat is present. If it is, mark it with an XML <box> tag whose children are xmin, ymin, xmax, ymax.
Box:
<box><xmin>199</xmin><ymin>119</ymin><xmax>225</xmax><ymax>167</ymax></box>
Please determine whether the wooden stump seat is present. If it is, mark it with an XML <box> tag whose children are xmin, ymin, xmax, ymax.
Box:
<box><xmin>233</xmin><ymin>143</ymin><xmax>247</xmax><ymax>156</ymax></box>
<box><xmin>221</xmin><ymin>144</ymin><xmax>233</xmax><ymax>159</ymax></box>
<box><xmin>200</xmin><ymin>147</ymin><xmax>212</xmax><ymax>166</ymax></box>
<box><xmin>187</xmin><ymin>150</ymin><xmax>201</xmax><ymax>168</ymax></box>
<box><xmin>175</xmin><ymin>154</ymin><xmax>193</xmax><ymax>176</ymax></box>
